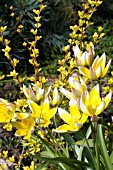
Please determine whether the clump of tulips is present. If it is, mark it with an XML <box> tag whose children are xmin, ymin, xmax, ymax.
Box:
<box><xmin>0</xmin><ymin>45</ymin><xmax>113</xmax><ymax>170</ymax></box>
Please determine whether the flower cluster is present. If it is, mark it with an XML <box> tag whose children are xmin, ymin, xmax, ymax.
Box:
<box><xmin>0</xmin><ymin>45</ymin><xmax>112</xmax><ymax>138</ymax></box>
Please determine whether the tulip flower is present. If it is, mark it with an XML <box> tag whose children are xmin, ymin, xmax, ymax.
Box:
<box><xmin>23</xmin><ymin>84</ymin><xmax>44</xmax><ymax>101</ymax></box>
<box><xmin>50</xmin><ymin>87</ymin><xmax>61</xmax><ymax>106</ymax></box>
<box><xmin>59</xmin><ymin>76</ymin><xmax>87</xmax><ymax>100</ymax></box>
<box><xmin>12</xmin><ymin>116</ymin><xmax>36</xmax><ymax>139</ymax></box>
<box><xmin>0</xmin><ymin>99</ymin><xmax>15</xmax><ymax>123</ymax></box>
<box><xmin>79</xmin><ymin>53</ymin><xmax>111</xmax><ymax>80</ymax></box>
<box><xmin>23</xmin><ymin>84</ymin><xmax>37</xmax><ymax>100</ymax></box>
<box><xmin>54</xmin><ymin>100</ymin><xmax>88</xmax><ymax>133</ymax></box>
<box><xmin>73</xmin><ymin>45</ymin><xmax>94</xmax><ymax>67</ymax></box>
<box><xmin>23</xmin><ymin>84</ymin><xmax>52</xmax><ymax>102</ymax></box>
<box><xmin>69</xmin><ymin>76</ymin><xmax>87</xmax><ymax>98</ymax></box>
<box><xmin>14</xmin><ymin>112</ymin><xmax>30</xmax><ymax>120</ymax></box>
<box><xmin>79</xmin><ymin>84</ymin><xmax>112</xmax><ymax>118</ymax></box>
<box><xmin>28</xmin><ymin>97</ymin><xmax>57</xmax><ymax>127</ymax></box>
<box><xmin>59</xmin><ymin>86</ymin><xmax>75</xmax><ymax>100</ymax></box>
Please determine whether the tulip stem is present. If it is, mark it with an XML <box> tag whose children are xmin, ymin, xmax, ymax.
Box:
<box><xmin>90</xmin><ymin>121</ymin><xmax>101</xmax><ymax>169</ymax></box>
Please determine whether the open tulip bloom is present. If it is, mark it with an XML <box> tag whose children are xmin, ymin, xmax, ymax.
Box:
<box><xmin>23</xmin><ymin>84</ymin><xmax>44</xmax><ymax>101</ymax></box>
<box><xmin>54</xmin><ymin>99</ymin><xmax>88</xmax><ymax>133</ymax></box>
<box><xmin>73</xmin><ymin>45</ymin><xmax>94</xmax><ymax>67</ymax></box>
<box><xmin>28</xmin><ymin>97</ymin><xmax>57</xmax><ymax>127</ymax></box>
<box><xmin>79</xmin><ymin>52</ymin><xmax>111</xmax><ymax>80</ymax></box>
<box><xmin>0</xmin><ymin>99</ymin><xmax>15</xmax><ymax>123</ymax></box>
<box><xmin>12</xmin><ymin>116</ymin><xmax>36</xmax><ymax>139</ymax></box>
<box><xmin>55</xmin><ymin>84</ymin><xmax>112</xmax><ymax>133</ymax></box>
<box><xmin>79</xmin><ymin>84</ymin><xmax>112</xmax><ymax>118</ymax></box>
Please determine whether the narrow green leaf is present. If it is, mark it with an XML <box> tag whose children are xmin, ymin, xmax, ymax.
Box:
<box><xmin>110</xmin><ymin>152</ymin><xmax>113</xmax><ymax>163</ymax></box>
<box><xmin>41</xmin><ymin>151</ymin><xmax>55</xmax><ymax>158</ymax></box>
<box><xmin>33</xmin><ymin>156</ymin><xmax>94</xmax><ymax>169</ymax></box>
<box><xmin>78</xmin><ymin>146</ymin><xmax>84</xmax><ymax>161</ymax></box>
<box><xmin>86</xmin><ymin>125</ymin><xmax>92</xmax><ymax>139</ymax></box>
<box><xmin>36</xmin><ymin>162</ymin><xmax>50</xmax><ymax>170</ymax></box>
<box><xmin>83</xmin><ymin>148</ymin><xmax>95</xmax><ymax>167</ymax></box>
<box><xmin>75</xmin><ymin>139</ymin><xmax>93</xmax><ymax>147</ymax></box>
<box><xmin>61</xmin><ymin>133</ymin><xmax>77</xmax><ymax>156</ymax></box>
<box><xmin>98</xmin><ymin>124</ymin><xmax>113</xmax><ymax>170</ymax></box>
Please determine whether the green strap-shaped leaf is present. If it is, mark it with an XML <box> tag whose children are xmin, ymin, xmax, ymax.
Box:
<box><xmin>34</xmin><ymin>156</ymin><xmax>94</xmax><ymax>170</ymax></box>
<box><xmin>98</xmin><ymin>124</ymin><xmax>113</xmax><ymax>170</ymax></box>
<box><xmin>36</xmin><ymin>162</ymin><xmax>50</xmax><ymax>170</ymax></box>
<box><xmin>75</xmin><ymin>139</ymin><xmax>93</xmax><ymax>147</ymax></box>
<box><xmin>61</xmin><ymin>133</ymin><xmax>78</xmax><ymax>156</ymax></box>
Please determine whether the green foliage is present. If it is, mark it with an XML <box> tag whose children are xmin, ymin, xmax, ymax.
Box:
<box><xmin>39</xmin><ymin>0</ymin><xmax>78</xmax><ymax>63</ymax></box>
<box><xmin>0</xmin><ymin>0</ymin><xmax>83</xmax><ymax>73</ymax></box>
<box><xmin>101</xmin><ymin>0</ymin><xmax>113</xmax><ymax>16</ymax></box>
<box><xmin>96</xmin><ymin>20</ymin><xmax>113</xmax><ymax>57</ymax></box>
<box><xmin>0</xmin><ymin>0</ymin><xmax>40</xmax><ymax>72</ymax></box>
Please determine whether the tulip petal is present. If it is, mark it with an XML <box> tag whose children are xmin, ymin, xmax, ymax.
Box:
<box><xmin>50</xmin><ymin>87</ymin><xmax>60</xmax><ymax>106</ymax></box>
<box><xmin>52</xmin><ymin>88</ymin><xmax>59</xmax><ymax>105</ymax></box>
<box><xmin>0</xmin><ymin>104</ymin><xmax>14</xmax><ymax>123</ymax></box>
<box><xmin>36</xmin><ymin>88</ymin><xmax>44</xmax><ymax>101</ymax></box>
<box><xmin>80</xmin><ymin>95</ymin><xmax>91</xmax><ymax>116</ymax></box>
<box><xmin>42</xmin><ymin>102</ymin><xmax>50</xmax><ymax>115</ymax></box>
<box><xmin>69</xmin><ymin>77</ymin><xmax>82</xmax><ymax>90</ymax></box>
<box><xmin>73</xmin><ymin>45</ymin><xmax>81</xmax><ymax>59</ymax></box>
<box><xmin>12</xmin><ymin>121</ymin><xmax>26</xmax><ymax>129</ymax></box>
<box><xmin>101</xmin><ymin>59</ymin><xmax>111</xmax><ymax>78</ymax></box>
<box><xmin>95</xmin><ymin>101</ymin><xmax>105</xmax><ymax>115</ymax></box>
<box><xmin>23</xmin><ymin>85</ymin><xmax>29</xmax><ymax>99</ymax></box>
<box><xmin>48</xmin><ymin>108</ymin><xmax>57</xmax><ymax>120</ymax></box>
<box><xmin>90</xmin><ymin>67</ymin><xmax>97</xmax><ymax>80</ymax></box>
<box><xmin>80</xmin><ymin>52</ymin><xmax>87</xmax><ymax>66</ymax></box>
<box><xmin>104</xmin><ymin>90</ymin><xmax>112</xmax><ymax>109</ymax></box>
<box><xmin>92</xmin><ymin>55</ymin><xmax>99</xmax><ymax>69</ymax></box>
<box><xmin>86</xmin><ymin>49</ymin><xmax>94</xmax><ymax>66</ymax></box>
<box><xmin>95</xmin><ymin>66</ymin><xmax>102</xmax><ymax>78</ymax></box>
<box><xmin>96</xmin><ymin>52</ymin><xmax>106</xmax><ymax>71</ymax></box>
<box><xmin>15</xmin><ymin>112</ymin><xmax>30</xmax><ymax>120</ymax></box>
<box><xmin>80</xmin><ymin>114</ymin><xmax>88</xmax><ymax>123</ymax></box>
<box><xmin>28</xmin><ymin>100</ymin><xmax>41</xmax><ymax>118</ymax></box>
<box><xmin>0</xmin><ymin>98</ymin><xmax>8</xmax><ymax>104</ymax></box>
<box><xmin>79</xmin><ymin>67</ymin><xmax>91</xmax><ymax>79</ymax></box>
<box><xmin>6</xmin><ymin>103</ymin><xmax>16</xmax><ymax>112</ymax></box>
<box><xmin>69</xmin><ymin>100</ymin><xmax>81</xmax><ymax>120</ymax></box>
<box><xmin>22</xmin><ymin>116</ymin><xmax>35</xmax><ymax>128</ymax></box>
<box><xmin>89</xmin><ymin>84</ymin><xmax>101</xmax><ymax>108</ymax></box>
<box><xmin>15</xmin><ymin>129</ymin><xmax>30</xmax><ymax>136</ymax></box>
<box><xmin>23</xmin><ymin>85</ymin><xmax>36</xmax><ymax>100</ymax></box>
<box><xmin>54</xmin><ymin>124</ymin><xmax>73</xmax><ymax>133</ymax></box>
<box><xmin>79</xmin><ymin>77</ymin><xmax>87</xmax><ymax>91</ymax></box>
<box><xmin>58</xmin><ymin>108</ymin><xmax>71</xmax><ymax>124</ymax></box>
<box><xmin>72</xmin><ymin>88</ymin><xmax>82</xmax><ymax>98</ymax></box>
<box><xmin>59</xmin><ymin>87</ymin><xmax>75</xmax><ymax>100</ymax></box>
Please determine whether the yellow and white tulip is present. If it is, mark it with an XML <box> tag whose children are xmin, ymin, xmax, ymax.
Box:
<box><xmin>79</xmin><ymin>53</ymin><xmax>111</xmax><ymax>80</ymax></box>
